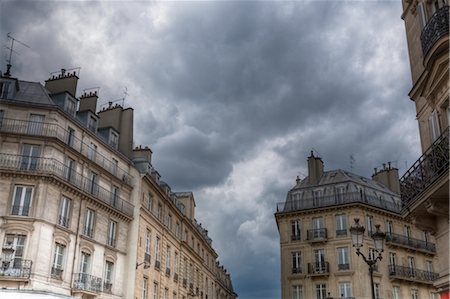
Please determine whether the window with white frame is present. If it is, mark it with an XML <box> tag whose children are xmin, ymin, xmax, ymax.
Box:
<box><xmin>107</xmin><ymin>220</ymin><xmax>117</xmax><ymax>247</ymax></box>
<box><xmin>337</xmin><ymin>247</ymin><xmax>349</xmax><ymax>270</ymax></box>
<box><xmin>28</xmin><ymin>114</ymin><xmax>45</xmax><ymax>134</ymax></box>
<box><xmin>417</xmin><ymin>2</ymin><xmax>428</xmax><ymax>28</ymax></box>
<box><xmin>335</xmin><ymin>214</ymin><xmax>347</xmax><ymax>236</ymax></box>
<box><xmin>176</xmin><ymin>222</ymin><xmax>181</xmax><ymax>239</ymax></box>
<box><xmin>112</xmin><ymin>158</ymin><xmax>118</xmax><ymax>175</ymax></box>
<box><xmin>80</xmin><ymin>252</ymin><xmax>90</xmax><ymax>274</ymax></box>
<box><xmin>431</xmin><ymin>292</ymin><xmax>439</xmax><ymax>299</ymax></box>
<box><xmin>155</xmin><ymin>237</ymin><xmax>161</xmax><ymax>266</ymax></box>
<box><xmin>157</xmin><ymin>203</ymin><xmax>162</xmax><ymax>220</ymax></box>
<box><xmin>67</xmin><ymin>127</ymin><xmax>75</xmax><ymax>147</ymax></box>
<box><xmin>166</xmin><ymin>246</ymin><xmax>171</xmax><ymax>273</ymax></box>
<box><xmin>405</xmin><ymin>225</ymin><xmax>411</xmax><ymax>238</ymax></box>
<box><xmin>88</xmin><ymin>142</ymin><xmax>97</xmax><ymax>161</ymax></box>
<box><xmin>64</xmin><ymin>98</ymin><xmax>77</xmax><ymax>115</ymax></box>
<box><xmin>64</xmin><ymin>156</ymin><xmax>76</xmax><ymax>182</ymax></box>
<box><xmin>168</xmin><ymin>214</ymin><xmax>172</xmax><ymax>230</ymax></box>
<box><xmin>89</xmin><ymin>171</ymin><xmax>98</xmax><ymax>194</ymax></box>
<box><xmin>339</xmin><ymin>282</ymin><xmax>352</xmax><ymax>298</ymax></box>
<box><xmin>104</xmin><ymin>261</ymin><xmax>114</xmax><ymax>292</ymax></box>
<box><xmin>374</xmin><ymin>283</ymin><xmax>381</xmax><ymax>299</ymax></box>
<box><xmin>52</xmin><ymin>243</ymin><xmax>65</xmax><ymax>279</ymax></box>
<box><xmin>314</xmin><ymin>249</ymin><xmax>326</xmax><ymax>272</ymax></box>
<box><xmin>429</xmin><ymin>110</ymin><xmax>441</xmax><ymax>142</ymax></box>
<box><xmin>145</xmin><ymin>229</ymin><xmax>151</xmax><ymax>262</ymax></box>
<box><xmin>291</xmin><ymin>219</ymin><xmax>301</xmax><ymax>240</ymax></box>
<box><xmin>386</xmin><ymin>220</ymin><xmax>393</xmax><ymax>234</ymax></box>
<box><xmin>11</xmin><ymin>185</ymin><xmax>33</xmax><ymax>216</ymax></box>
<box><xmin>111</xmin><ymin>186</ymin><xmax>119</xmax><ymax>207</ymax></box>
<box><xmin>153</xmin><ymin>282</ymin><xmax>159</xmax><ymax>299</ymax></box>
<box><xmin>411</xmin><ymin>289</ymin><xmax>419</xmax><ymax>299</ymax></box>
<box><xmin>316</xmin><ymin>284</ymin><xmax>327</xmax><ymax>299</ymax></box>
<box><xmin>3</xmin><ymin>234</ymin><xmax>26</xmax><ymax>269</ymax></box>
<box><xmin>164</xmin><ymin>288</ymin><xmax>169</xmax><ymax>299</ymax></box>
<box><xmin>58</xmin><ymin>196</ymin><xmax>71</xmax><ymax>227</ymax></box>
<box><xmin>392</xmin><ymin>286</ymin><xmax>401</xmax><ymax>299</ymax></box>
<box><xmin>174</xmin><ymin>252</ymin><xmax>179</xmax><ymax>275</ymax></box>
<box><xmin>291</xmin><ymin>251</ymin><xmax>301</xmax><ymax>274</ymax></box>
<box><xmin>142</xmin><ymin>277</ymin><xmax>148</xmax><ymax>299</ymax></box>
<box><xmin>292</xmin><ymin>285</ymin><xmax>303</xmax><ymax>299</ymax></box>
<box><xmin>84</xmin><ymin>208</ymin><xmax>95</xmax><ymax>237</ymax></box>
<box><xmin>146</xmin><ymin>193</ymin><xmax>154</xmax><ymax>211</ymax></box>
<box><xmin>88</xmin><ymin>115</ymin><xmax>97</xmax><ymax>132</ymax></box>
<box><xmin>109</xmin><ymin>130</ymin><xmax>119</xmax><ymax>149</ymax></box>
<box><xmin>367</xmin><ymin>215</ymin><xmax>374</xmax><ymax>235</ymax></box>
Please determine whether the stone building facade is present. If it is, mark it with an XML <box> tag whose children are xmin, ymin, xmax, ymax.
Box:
<box><xmin>275</xmin><ymin>153</ymin><xmax>440</xmax><ymax>299</ymax></box>
<box><xmin>0</xmin><ymin>69</ymin><xmax>236</xmax><ymax>299</ymax></box>
<box><xmin>400</xmin><ymin>0</ymin><xmax>449</xmax><ymax>298</ymax></box>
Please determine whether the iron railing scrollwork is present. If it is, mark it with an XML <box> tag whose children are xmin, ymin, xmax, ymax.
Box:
<box><xmin>388</xmin><ymin>264</ymin><xmax>438</xmax><ymax>283</ymax></box>
<box><xmin>421</xmin><ymin>5</ymin><xmax>449</xmax><ymax>57</ymax></box>
<box><xmin>400</xmin><ymin>127</ymin><xmax>449</xmax><ymax>209</ymax></box>
<box><xmin>0</xmin><ymin>259</ymin><xmax>32</xmax><ymax>278</ymax></box>
<box><xmin>73</xmin><ymin>273</ymin><xmax>103</xmax><ymax>293</ymax></box>
<box><xmin>385</xmin><ymin>232</ymin><xmax>436</xmax><ymax>253</ymax></box>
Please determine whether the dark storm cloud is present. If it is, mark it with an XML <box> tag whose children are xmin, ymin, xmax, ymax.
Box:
<box><xmin>1</xmin><ymin>2</ymin><xmax>419</xmax><ymax>299</ymax></box>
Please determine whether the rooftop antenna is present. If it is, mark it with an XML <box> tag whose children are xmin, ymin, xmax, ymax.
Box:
<box><xmin>123</xmin><ymin>86</ymin><xmax>129</xmax><ymax>100</ymax></box>
<box><xmin>349</xmin><ymin>154</ymin><xmax>355</xmax><ymax>171</ymax></box>
<box><xmin>4</xmin><ymin>33</ymin><xmax>30</xmax><ymax>77</ymax></box>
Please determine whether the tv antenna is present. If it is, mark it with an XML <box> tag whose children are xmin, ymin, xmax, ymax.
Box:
<box><xmin>4</xmin><ymin>33</ymin><xmax>30</xmax><ymax>77</ymax></box>
<box><xmin>123</xmin><ymin>86</ymin><xmax>129</xmax><ymax>100</ymax></box>
<box><xmin>349</xmin><ymin>154</ymin><xmax>355</xmax><ymax>171</ymax></box>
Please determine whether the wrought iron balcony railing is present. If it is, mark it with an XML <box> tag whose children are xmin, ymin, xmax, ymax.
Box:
<box><xmin>0</xmin><ymin>118</ymin><xmax>133</xmax><ymax>185</ymax></box>
<box><xmin>338</xmin><ymin>263</ymin><xmax>350</xmax><ymax>270</ymax></box>
<box><xmin>400</xmin><ymin>127</ymin><xmax>449</xmax><ymax>209</ymax></box>
<box><xmin>388</xmin><ymin>264</ymin><xmax>438</xmax><ymax>284</ymax></box>
<box><xmin>103</xmin><ymin>282</ymin><xmax>112</xmax><ymax>293</ymax></box>
<box><xmin>0</xmin><ymin>153</ymin><xmax>134</xmax><ymax>217</ymax></box>
<box><xmin>308</xmin><ymin>262</ymin><xmax>329</xmax><ymax>275</ymax></box>
<box><xmin>291</xmin><ymin>234</ymin><xmax>301</xmax><ymax>241</ymax></box>
<box><xmin>421</xmin><ymin>5</ymin><xmax>449</xmax><ymax>57</ymax></box>
<box><xmin>336</xmin><ymin>229</ymin><xmax>347</xmax><ymax>236</ymax></box>
<box><xmin>277</xmin><ymin>191</ymin><xmax>401</xmax><ymax>214</ymax></box>
<box><xmin>385</xmin><ymin>232</ymin><xmax>436</xmax><ymax>253</ymax></box>
<box><xmin>0</xmin><ymin>259</ymin><xmax>32</xmax><ymax>279</ymax></box>
<box><xmin>292</xmin><ymin>267</ymin><xmax>302</xmax><ymax>274</ymax></box>
<box><xmin>73</xmin><ymin>273</ymin><xmax>102</xmax><ymax>293</ymax></box>
<box><xmin>307</xmin><ymin>228</ymin><xmax>327</xmax><ymax>241</ymax></box>
<box><xmin>51</xmin><ymin>266</ymin><xmax>63</xmax><ymax>280</ymax></box>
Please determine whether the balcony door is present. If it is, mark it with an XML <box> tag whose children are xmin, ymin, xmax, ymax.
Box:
<box><xmin>20</xmin><ymin>144</ymin><xmax>40</xmax><ymax>170</ymax></box>
<box><xmin>3</xmin><ymin>234</ymin><xmax>26</xmax><ymax>271</ymax></box>
<box><xmin>27</xmin><ymin>114</ymin><xmax>45</xmax><ymax>135</ymax></box>
<box><xmin>314</xmin><ymin>249</ymin><xmax>326</xmax><ymax>272</ymax></box>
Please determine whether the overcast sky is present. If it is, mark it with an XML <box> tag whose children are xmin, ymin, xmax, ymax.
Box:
<box><xmin>1</xmin><ymin>1</ymin><xmax>420</xmax><ymax>298</ymax></box>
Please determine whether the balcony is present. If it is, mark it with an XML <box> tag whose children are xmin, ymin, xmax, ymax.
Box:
<box><xmin>385</xmin><ymin>232</ymin><xmax>436</xmax><ymax>254</ymax></box>
<box><xmin>336</xmin><ymin>229</ymin><xmax>347</xmax><ymax>237</ymax></box>
<box><xmin>400</xmin><ymin>127</ymin><xmax>449</xmax><ymax>210</ymax></box>
<box><xmin>0</xmin><ymin>118</ymin><xmax>133</xmax><ymax>185</ymax></box>
<box><xmin>291</xmin><ymin>267</ymin><xmax>302</xmax><ymax>274</ymax></box>
<box><xmin>73</xmin><ymin>273</ymin><xmax>102</xmax><ymax>293</ymax></box>
<box><xmin>103</xmin><ymin>282</ymin><xmax>112</xmax><ymax>294</ymax></box>
<box><xmin>0</xmin><ymin>153</ymin><xmax>134</xmax><ymax>217</ymax></box>
<box><xmin>291</xmin><ymin>234</ymin><xmax>301</xmax><ymax>241</ymax></box>
<box><xmin>421</xmin><ymin>5</ymin><xmax>449</xmax><ymax>57</ymax></box>
<box><xmin>174</xmin><ymin>273</ymin><xmax>179</xmax><ymax>282</ymax></box>
<box><xmin>277</xmin><ymin>191</ymin><xmax>401</xmax><ymax>214</ymax></box>
<box><xmin>307</xmin><ymin>262</ymin><xmax>329</xmax><ymax>276</ymax></box>
<box><xmin>338</xmin><ymin>263</ymin><xmax>350</xmax><ymax>271</ymax></box>
<box><xmin>0</xmin><ymin>259</ymin><xmax>32</xmax><ymax>279</ymax></box>
<box><xmin>307</xmin><ymin>228</ymin><xmax>327</xmax><ymax>242</ymax></box>
<box><xmin>51</xmin><ymin>267</ymin><xmax>63</xmax><ymax>280</ymax></box>
<box><xmin>155</xmin><ymin>260</ymin><xmax>161</xmax><ymax>270</ymax></box>
<box><xmin>388</xmin><ymin>264</ymin><xmax>438</xmax><ymax>284</ymax></box>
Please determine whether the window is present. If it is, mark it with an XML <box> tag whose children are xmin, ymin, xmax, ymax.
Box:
<box><xmin>104</xmin><ymin>261</ymin><xmax>114</xmax><ymax>293</ymax></box>
<box><xmin>291</xmin><ymin>251</ymin><xmax>301</xmax><ymax>274</ymax></box>
<box><xmin>417</xmin><ymin>2</ymin><xmax>428</xmax><ymax>29</ymax></box>
<box><xmin>311</xmin><ymin>217</ymin><xmax>325</xmax><ymax>239</ymax></box>
<box><xmin>337</xmin><ymin>247</ymin><xmax>349</xmax><ymax>270</ymax></box>
<box><xmin>58</xmin><ymin>196</ymin><xmax>71</xmax><ymax>227</ymax></box>
<box><xmin>111</xmin><ymin>186</ymin><xmax>119</xmax><ymax>207</ymax></box>
<box><xmin>314</xmin><ymin>249</ymin><xmax>326</xmax><ymax>272</ymax></box>
<box><xmin>408</xmin><ymin>256</ymin><xmax>415</xmax><ymax>276</ymax></box>
<box><xmin>176</xmin><ymin>222</ymin><xmax>181</xmax><ymax>239</ymax></box>
<box><xmin>405</xmin><ymin>225</ymin><xmax>411</xmax><ymax>238</ymax></box>
<box><xmin>11</xmin><ymin>185</ymin><xmax>33</xmax><ymax>216</ymax></box>
<box><xmin>167</xmin><ymin>214</ymin><xmax>172</xmax><ymax>230</ymax></box>
<box><xmin>20</xmin><ymin>144</ymin><xmax>41</xmax><ymax>170</ymax></box>
<box><xmin>423</xmin><ymin>231</ymin><xmax>429</xmax><ymax>243</ymax></box>
<box><xmin>157</xmin><ymin>204</ymin><xmax>163</xmax><ymax>220</ymax></box>
<box><xmin>174</xmin><ymin>252</ymin><xmax>179</xmax><ymax>275</ymax></box>
<box><xmin>429</xmin><ymin>110</ymin><xmax>441</xmax><ymax>142</ymax></box>
<box><xmin>80</xmin><ymin>252</ymin><xmax>90</xmax><ymax>274</ymax></box>
<box><xmin>153</xmin><ymin>282</ymin><xmax>159</xmax><ymax>299</ymax></box>
<box><xmin>367</xmin><ymin>215</ymin><xmax>374</xmax><ymax>235</ymax></box>
<box><xmin>89</xmin><ymin>171</ymin><xmax>98</xmax><ymax>195</ymax></box>
<box><xmin>386</xmin><ymin>220</ymin><xmax>393</xmax><ymax>234</ymax></box>
<box><xmin>155</xmin><ymin>237</ymin><xmax>161</xmax><ymax>267</ymax></box>
<box><xmin>142</xmin><ymin>277</ymin><xmax>148</xmax><ymax>299</ymax></box>
<box><xmin>426</xmin><ymin>260</ymin><xmax>433</xmax><ymax>272</ymax></box>
<box><xmin>64</xmin><ymin>98</ymin><xmax>77</xmax><ymax>115</ymax></box>
<box><xmin>112</xmin><ymin>158</ymin><xmax>118</xmax><ymax>175</ymax></box>
<box><xmin>316</xmin><ymin>284</ymin><xmax>327</xmax><ymax>299</ymax></box>
<box><xmin>28</xmin><ymin>114</ymin><xmax>45</xmax><ymax>135</ymax></box>
<box><xmin>107</xmin><ymin>220</ymin><xmax>117</xmax><ymax>247</ymax></box>
<box><xmin>64</xmin><ymin>156</ymin><xmax>76</xmax><ymax>182</ymax></box>
<box><xmin>291</xmin><ymin>220</ymin><xmax>301</xmax><ymax>240</ymax></box>
<box><xmin>292</xmin><ymin>285</ymin><xmax>303</xmax><ymax>299</ymax></box>
<box><xmin>3</xmin><ymin>234</ymin><xmax>26</xmax><ymax>269</ymax></box>
<box><xmin>110</xmin><ymin>131</ymin><xmax>119</xmax><ymax>149</ymax></box>
<box><xmin>392</xmin><ymin>286</ymin><xmax>401</xmax><ymax>299</ymax></box>
<box><xmin>336</xmin><ymin>186</ymin><xmax>345</xmax><ymax>203</ymax></box>
<box><xmin>88</xmin><ymin>115</ymin><xmax>97</xmax><ymax>132</ymax></box>
<box><xmin>84</xmin><ymin>208</ymin><xmax>95</xmax><ymax>237</ymax></box>
<box><xmin>313</xmin><ymin>190</ymin><xmax>322</xmax><ymax>206</ymax></box>
<box><xmin>411</xmin><ymin>289</ymin><xmax>419</xmax><ymax>299</ymax></box>
<box><xmin>335</xmin><ymin>214</ymin><xmax>347</xmax><ymax>236</ymax></box>
<box><xmin>374</xmin><ymin>283</ymin><xmax>381</xmax><ymax>299</ymax></box>
<box><xmin>339</xmin><ymin>282</ymin><xmax>352</xmax><ymax>298</ymax></box>
<box><xmin>166</xmin><ymin>246</ymin><xmax>171</xmax><ymax>275</ymax></box>
<box><xmin>0</xmin><ymin>81</ymin><xmax>11</xmax><ymax>99</ymax></box>
<box><xmin>67</xmin><ymin>127</ymin><xmax>75</xmax><ymax>147</ymax></box>
<box><xmin>145</xmin><ymin>229</ymin><xmax>151</xmax><ymax>262</ymax></box>
<box><xmin>164</xmin><ymin>288</ymin><xmax>169</xmax><ymax>299</ymax></box>
<box><xmin>88</xmin><ymin>143</ymin><xmax>97</xmax><ymax>161</ymax></box>
<box><xmin>146</xmin><ymin>193</ymin><xmax>154</xmax><ymax>211</ymax></box>
<box><xmin>431</xmin><ymin>292</ymin><xmax>439</xmax><ymax>299</ymax></box>
<box><xmin>52</xmin><ymin>243</ymin><xmax>65</xmax><ymax>279</ymax></box>
<box><xmin>389</xmin><ymin>252</ymin><xmax>397</xmax><ymax>266</ymax></box>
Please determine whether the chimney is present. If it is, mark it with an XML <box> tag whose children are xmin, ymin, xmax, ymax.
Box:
<box><xmin>307</xmin><ymin>151</ymin><xmax>324</xmax><ymax>185</ymax></box>
<box><xmin>79</xmin><ymin>89</ymin><xmax>99</xmax><ymax>113</ymax></box>
<box><xmin>44</xmin><ymin>68</ymin><xmax>79</xmax><ymax>96</ymax></box>
<box><xmin>372</xmin><ymin>161</ymin><xmax>400</xmax><ymax>194</ymax></box>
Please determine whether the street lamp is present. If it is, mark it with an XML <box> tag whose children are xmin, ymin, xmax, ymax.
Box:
<box><xmin>350</xmin><ymin>218</ymin><xmax>386</xmax><ymax>299</ymax></box>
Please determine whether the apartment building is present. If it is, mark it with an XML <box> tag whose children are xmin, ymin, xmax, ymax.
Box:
<box><xmin>275</xmin><ymin>153</ymin><xmax>440</xmax><ymax>299</ymax></box>
<box><xmin>0</xmin><ymin>68</ymin><xmax>236</xmax><ymax>299</ymax></box>
<box><xmin>400</xmin><ymin>0</ymin><xmax>449</xmax><ymax>298</ymax></box>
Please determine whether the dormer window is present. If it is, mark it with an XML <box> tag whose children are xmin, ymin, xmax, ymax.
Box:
<box><xmin>64</xmin><ymin>97</ymin><xmax>77</xmax><ymax>115</ymax></box>
<box><xmin>0</xmin><ymin>78</ymin><xmax>17</xmax><ymax>100</ymax></box>
<box><xmin>109</xmin><ymin>130</ymin><xmax>119</xmax><ymax>149</ymax></box>
<box><xmin>87</xmin><ymin>115</ymin><xmax>97</xmax><ymax>132</ymax></box>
